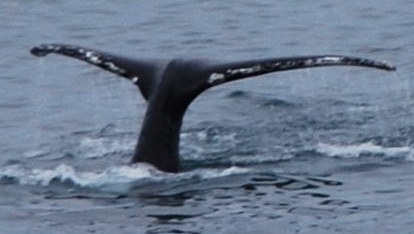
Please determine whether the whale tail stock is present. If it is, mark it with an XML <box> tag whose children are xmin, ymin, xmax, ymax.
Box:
<box><xmin>31</xmin><ymin>43</ymin><xmax>396</xmax><ymax>172</ymax></box>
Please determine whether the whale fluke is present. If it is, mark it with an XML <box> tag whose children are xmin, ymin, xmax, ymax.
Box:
<box><xmin>31</xmin><ymin>43</ymin><xmax>396</xmax><ymax>172</ymax></box>
<box><xmin>31</xmin><ymin>44</ymin><xmax>164</xmax><ymax>100</ymax></box>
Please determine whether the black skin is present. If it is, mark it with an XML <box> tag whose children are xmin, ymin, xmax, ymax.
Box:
<box><xmin>31</xmin><ymin>44</ymin><xmax>396</xmax><ymax>172</ymax></box>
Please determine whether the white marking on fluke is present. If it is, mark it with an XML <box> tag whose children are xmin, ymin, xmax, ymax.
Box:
<box><xmin>208</xmin><ymin>73</ymin><xmax>225</xmax><ymax>84</ymax></box>
<box><xmin>323</xmin><ymin>56</ymin><xmax>342</xmax><ymax>62</ymax></box>
<box><xmin>104</xmin><ymin>62</ymin><xmax>124</xmax><ymax>73</ymax></box>
<box><xmin>85</xmin><ymin>51</ymin><xmax>102</xmax><ymax>64</ymax></box>
<box><xmin>132</xmin><ymin>76</ymin><xmax>140</xmax><ymax>84</ymax></box>
<box><xmin>228</xmin><ymin>65</ymin><xmax>262</xmax><ymax>76</ymax></box>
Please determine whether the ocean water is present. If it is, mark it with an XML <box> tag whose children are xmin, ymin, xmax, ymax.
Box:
<box><xmin>1</xmin><ymin>0</ymin><xmax>414</xmax><ymax>233</ymax></box>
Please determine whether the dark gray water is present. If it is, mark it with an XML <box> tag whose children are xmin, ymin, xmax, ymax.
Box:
<box><xmin>1</xmin><ymin>1</ymin><xmax>414</xmax><ymax>233</ymax></box>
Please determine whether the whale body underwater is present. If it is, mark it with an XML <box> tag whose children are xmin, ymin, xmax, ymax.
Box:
<box><xmin>30</xmin><ymin>44</ymin><xmax>396</xmax><ymax>172</ymax></box>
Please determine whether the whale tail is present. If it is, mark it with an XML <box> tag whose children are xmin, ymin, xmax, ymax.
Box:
<box><xmin>31</xmin><ymin>43</ymin><xmax>396</xmax><ymax>172</ymax></box>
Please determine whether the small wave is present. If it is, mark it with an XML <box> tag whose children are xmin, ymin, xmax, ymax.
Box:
<box><xmin>197</xmin><ymin>166</ymin><xmax>249</xmax><ymax>179</ymax></box>
<box><xmin>77</xmin><ymin>137</ymin><xmax>134</xmax><ymax>159</ymax></box>
<box><xmin>0</xmin><ymin>163</ymin><xmax>160</xmax><ymax>192</ymax></box>
<box><xmin>316</xmin><ymin>142</ymin><xmax>414</xmax><ymax>161</ymax></box>
<box><xmin>229</xmin><ymin>153</ymin><xmax>294</xmax><ymax>164</ymax></box>
<box><xmin>23</xmin><ymin>136</ymin><xmax>135</xmax><ymax>160</ymax></box>
<box><xmin>0</xmin><ymin>163</ymin><xmax>249</xmax><ymax>193</ymax></box>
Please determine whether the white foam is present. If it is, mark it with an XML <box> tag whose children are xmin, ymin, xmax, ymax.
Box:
<box><xmin>316</xmin><ymin>142</ymin><xmax>414</xmax><ymax>161</ymax></box>
<box><xmin>199</xmin><ymin>166</ymin><xmax>249</xmax><ymax>179</ymax></box>
<box><xmin>0</xmin><ymin>163</ymin><xmax>160</xmax><ymax>192</ymax></box>
<box><xmin>0</xmin><ymin>163</ymin><xmax>253</xmax><ymax>193</ymax></box>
